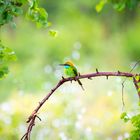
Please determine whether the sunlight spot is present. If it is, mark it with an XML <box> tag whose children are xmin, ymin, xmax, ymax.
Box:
<box><xmin>73</xmin><ymin>41</ymin><xmax>82</xmax><ymax>49</ymax></box>
<box><xmin>1</xmin><ymin>102</ymin><xmax>13</xmax><ymax>114</ymax></box>
<box><xmin>52</xmin><ymin>119</ymin><xmax>61</xmax><ymax>128</ymax></box>
<box><xmin>72</xmin><ymin>50</ymin><xmax>80</xmax><ymax>60</ymax></box>
<box><xmin>3</xmin><ymin>116</ymin><xmax>11</xmax><ymax>125</ymax></box>
<box><xmin>54</xmin><ymin>69</ymin><xmax>62</xmax><ymax>78</ymax></box>
<box><xmin>63</xmin><ymin>57</ymin><xmax>71</xmax><ymax>62</ymax></box>
<box><xmin>107</xmin><ymin>91</ymin><xmax>112</xmax><ymax>96</ymax></box>
<box><xmin>37</xmin><ymin>128</ymin><xmax>49</xmax><ymax>139</ymax></box>
<box><xmin>59</xmin><ymin>86</ymin><xmax>67</xmax><ymax>93</ymax></box>
<box><xmin>9</xmin><ymin>51</ymin><xmax>15</xmax><ymax>55</ymax></box>
<box><xmin>124</xmin><ymin>132</ymin><xmax>129</xmax><ymax>138</ymax></box>
<box><xmin>116</xmin><ymin>77</ymin><xmax>122</xmax><ymax>83</ymax></box>
<box><xmin>44</xmin><ymin>65</ymin><xmax>52</xmax><ymax>74</ymax></box>
<box><xmin>75</xmin><ymin>121</ymin><xmax>82</xmax><ymax>129</ymax></box>
<box><xmin>43</xmin><ymin>82</ymin><xmax>52</xmax><ymax>90</ymax></box>
<box><xmin>85</xmin><ymin>127</ymin><xmax>94</xmax><ymax>140</ymax></box>
<box><xmin>81</xmin><ymin>107</ymin><xmax>86</xmax><ymax>114</ymax></box>
<box><xmin>19</xmin><ymin>124</ymin><xmax>26</xmax><ymax>133</ymax></box>
<box><xmin>59</xmin><ymin>132</ymin><xmax>68</xmax><ymax>140</ymax></box>
<box><xmin>18</xmin><ymin>90</ymin><xmax>24</xmax><ymax>96</ymax></box>
<box><xmin>85</xmin><ymin>127</ymin><xmax>92</xmax><ymax>133</ymax></box>
<box><xmin>117</xmin><ymin>135</ymin><xmax>123</xmax><ymax>140</ymax></box>
<box><xmin>92</xmin><ymin>118</ymin><xmax>100</xmax><ymax>126</ymax></box>
<box><xmin>62</xmin><ymin>119</ymin><xmax>70</xmax><ymax>126</ymax></box>
<box><xmin>77</xmin><ymin>113</ymin><xmax>82</xmax><ymax>120</ymax></box>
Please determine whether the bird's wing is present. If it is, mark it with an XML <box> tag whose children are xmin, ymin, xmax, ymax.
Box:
<box><xmin>73</xmin><ymin>66</ymin><xmax>78</xmax><ymax>76</ymax></box>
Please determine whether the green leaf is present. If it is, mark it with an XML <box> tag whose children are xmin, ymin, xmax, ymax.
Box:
<box><xmin>96</xmin><ymin>0</ymin><xmax>107</xmax><ymax>13</ymax></box>
<box><xmin>135</xmin><ymin>75</ymin><xmax>140</xmax><ymax>81</ymax></box>
<box><xmin>126</xmin><ymin>0</ymin><xmax>139</xmax><ymax>9</ymax></box>
<box><xmin>0</xmin><ymin>42</ymin><xmax>17</xmax><ymax>79</ymax></box>
<box><xmin>49</xmin><ymin>30</ymin><xmax>58</xmax><ymax>37</ymax></box>
<box><xmin>120</xmin><ymin>112</ymin><xmax>130</xmax><ymax>122</ymax></box>
<box><xmin>26</xmin><ymin>0</ymin><xmax>48</xmax><ymax>28</ymax></box>
<box><xmin>113</xmin><ymin>2</ymin><xmax>126</xmax><ymax>11</ymax></box>
<box><xmin>0</xmin><ymin>44</ymin><xmax>17</xmax><ymax>63</ymax></box>
<box><xmin>0</xmin><ymin>66</ymin><xmax>9</xmax><ymax>79</ymax></box>
<box><xmin>131</xmin><ymin>114</ymin><xmax>140</xmax><ymax>128</ymax></box>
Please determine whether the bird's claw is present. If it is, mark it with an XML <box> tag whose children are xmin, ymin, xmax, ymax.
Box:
<box><xmin>74</xmin><ymin>77</ymin><xmax>77</xmax><ymax>81</ymax></box>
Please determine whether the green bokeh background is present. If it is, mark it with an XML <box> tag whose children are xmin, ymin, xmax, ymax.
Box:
<box><xmin>0</xmin><ymin>0</ymin><xmax>140</xmax><ymax>139</ymax></box>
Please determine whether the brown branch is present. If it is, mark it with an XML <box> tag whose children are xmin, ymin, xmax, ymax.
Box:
<box><xmin>133</xmin><ymin>74</ymin><xmax>140</xmax><ymax>99</ymax></box>
<box><xmin>21</xmin><ymin>71</ymin><xmax>135</xmax><ymax>140</ymax></box>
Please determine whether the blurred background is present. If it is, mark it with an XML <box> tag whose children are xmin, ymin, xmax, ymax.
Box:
<box><xmin>0</xmin><ymin>0</ymin><xmax>140</xmax><ymax>139</ymax></box>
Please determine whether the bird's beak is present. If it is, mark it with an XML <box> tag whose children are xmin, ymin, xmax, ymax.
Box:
<box><xmin>59</xmin><ymin>64</ymin><xmax>65</xmax><ymax>66</ymax></box>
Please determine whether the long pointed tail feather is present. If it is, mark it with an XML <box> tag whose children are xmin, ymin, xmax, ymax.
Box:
<box><xmin>77</xmin><ymin>79</ymin><xmax>84</xmax><ymax>90</ymax></box>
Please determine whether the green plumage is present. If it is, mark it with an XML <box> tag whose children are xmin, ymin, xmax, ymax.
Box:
<box><xmin>60</xmin><ymin>61</ymin><xmax>84</xmax><ymax>90</ymax></box>
<box><xmin>64</xmin><ymin>65</ymin><xmax>84</xmax><ymax>90</ymax></box>
<box><xmin>64</xmin><ymin>65</ymin><xmax>78</xmax><ymax>77</ymax></box>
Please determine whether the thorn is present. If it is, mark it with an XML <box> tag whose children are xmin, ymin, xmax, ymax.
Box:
<box><xmin>88</xmin><ymin>77</ymin><xmax>92</xmax><ymax>80</ymax></box>
<box><xmin>118</xmin><ymin>71</ymin><xmax>121</xmax><ymax>74</ymax></box>
<box><xmin>51</xmin><ymin>89</ymin><xmax>55</xmax><ymax>92</ymax></box>
<box><xmin>26</xmin><ymin>118</ymin><xmax>30</xmax><ymax>123</ymax></box>
<box><xmin>78</xmin><ymin>72</ymin><xmax>81</xmax><ymax>76</ymax></box>
<box><xmin>39</xmin><ymin>102</ymin><xmax>41</xmax><ymax>105</ymax></box>
<box><xmin>106</xmin><ymin>76</ymin><xmax>108</xmax><ymax>80</ymax></box>
<box><xmin>62</xmin><ymin>76</ymin><xmax>65</xmax><ymax>80</ymax></box>
<box><xmin>96</xmin><ymin>68</ymin><xmax>99</xmax><ymax>73</ymax></box>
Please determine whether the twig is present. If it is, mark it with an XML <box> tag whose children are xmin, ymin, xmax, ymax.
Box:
<box><xmin>121</xmin><ymin>60</ymin><xmax>140</xmax><ymax>110</ymax></box>
<box><xmin>21</xmin><ymin>71</ymin><xmax>135</xmax><ymax>140</ymax></box>
<box><xmin>121</xmin><ymin>82</ymin><xmax>125</xmax><ymax>111</ymax></box>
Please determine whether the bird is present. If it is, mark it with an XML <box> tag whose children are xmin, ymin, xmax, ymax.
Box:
<box><xmin>60</xmin><ymin>61</ymin><xmax>84</xmax><ymax>90</ymax></box>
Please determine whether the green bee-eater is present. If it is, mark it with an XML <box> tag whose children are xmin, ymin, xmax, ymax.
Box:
<box><xmin>60</xmin><ymin>61</ymin><xmax>84</xmax><ymax>90</ymax></box>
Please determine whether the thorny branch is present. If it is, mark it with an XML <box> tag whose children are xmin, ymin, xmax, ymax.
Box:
<box><xmin>21</xmin><ymin>71</ymin><xmax>139</xmax><ymax>140</ymax></box>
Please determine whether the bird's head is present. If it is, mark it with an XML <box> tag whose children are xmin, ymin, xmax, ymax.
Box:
<box><xmin>59</xmin><ymin>61</ymin><xmax>74</xmax><ymax>67</ymax></box>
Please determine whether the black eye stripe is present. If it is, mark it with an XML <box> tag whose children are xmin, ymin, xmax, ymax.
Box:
<box><xmin>65</xmin><ymin>64</ymin><xmax>70</xmax><ymax>66</ymax></box>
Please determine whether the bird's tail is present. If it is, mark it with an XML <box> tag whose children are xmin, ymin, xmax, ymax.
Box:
<box><xmin>77</xmin><ymin>79</ymin><xmax>84</xmax><ymax>90</ymax></box>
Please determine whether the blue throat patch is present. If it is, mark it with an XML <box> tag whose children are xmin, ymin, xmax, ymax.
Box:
<box><xmin>64</xmin><ymin>65</ymin><xmax>70</xmax><ymax>69</ymax></box>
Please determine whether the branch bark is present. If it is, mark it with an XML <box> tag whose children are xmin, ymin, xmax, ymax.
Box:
<box><xmin>21</xmin><ymin>71</ymin><xmax>135</xmax><ymax>140</ymax></box>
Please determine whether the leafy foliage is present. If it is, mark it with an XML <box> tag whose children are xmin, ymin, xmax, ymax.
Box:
<box><xmin>120</xmin><ymin>112</ymin><xmax>130</xmax><ymax>123</ymax></box>
<box><xmin>121</xmin><ymin>75</ymin><xmax>140</xmax><ymax>140</ymax></box>
<box><xmin>0</xmin><ymin>0</ymin><xmax>48</xmax><ymax>27</ymax></box>
<box><xmin>96</xmin><ymin>0</ymin><xmax>140</xmax><ymax>12</ymax></box>
<box><xmin>0</xmin><ymin>0</ymin><xmax>23</xmax><ymax>26</ymax></box>
<box><xmin>0</xmin><ymin>0</ymin><xmax>48</xmax><ymax>79</ymax></box>
<box><xmin>130</xmin><ymin>114</ymin><xmax>140</xmax><ymax>139</ymax></box>
<box><xmin>121</xmin><ymin>112</ymin><xmax>140</xmax><ymax>140</ymax></box>
<box><xmin>136</xmin><ymin>76</ymin><xmax>140</xmax><ymax>92</ymax></box>
<box><xmin>0</xmin><ymin>42</ymin><xmax>17</xmax><ymax>79</ymax></box>
<box><xmin>26</xmin><ymin>0</ymin><xmax>48</xmax><ymax>28</ymax></box>
<box><xmin>49</xmin><ymin>30</ymin><xmax>58</xmax><ymax>37</ymax></box>
<box><xmin>96</xmin><ymin>0</ymin><xmax>107</xmax><ymax>12</ymax></box>
<box><xmin>1</xmin><ymin>0</ymin><xmax>140</xmax><ymax>139</ymax></box>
